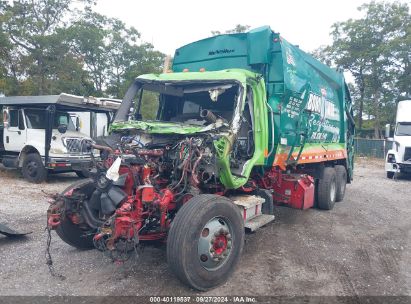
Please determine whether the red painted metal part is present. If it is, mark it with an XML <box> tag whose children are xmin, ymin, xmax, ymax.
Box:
<box><xmin>118</xmin><ymin>166</ymin><xmax>135</xmax><ymax>195</ymax></box>
<box><xmin>95</xmin><ymin>164</ymin><xmax>176</xmax><ymax>244</ymax></box>
<box><xmin>47</xmin><ymin>198</ymin><xmax>64</xmax><ymax>229</ymax></box>
<box><xmin>259</xmin><ymin>167</ymin><xmax>315</xmax><ymax>209</ymax></box>
<box><xmin>47</xmin><ymin>161</ymin><xmax>178</xmax><ymax>245</ymax></box>
<box><xmin>157</xmin><ymin>189</ymin><xmax>174</xmax><ymax>231</ymax></box>
<box><xmin>141</xmin><ymin>186</ymin><xmax>155</xmax><ymax>203</ymax></box>
<box><xmin>136</xmin><ymin>149</ymin><xmax>164</xmax><ymax>157</ymax></box>
<box><xmin>112</xmin><ymin>198</ymin><xmax>143</xmax><ymax>240</ymax></box>
<box><xmin>213</xmin><ymin>235</ymin><xmax>228</xmax><ymax>255</ymax></box>
<box><xmin>47</xmin><ymin>213</ymin><xmax>61</xmax><ymax>228</ymax></box>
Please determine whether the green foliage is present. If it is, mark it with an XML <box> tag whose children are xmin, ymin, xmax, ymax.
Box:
<box><xmin>211</xmin><ymin>24</ymin><xmax>251</xmax><ymax>36</ymax></box>
<box><xmin>314</xmin><ymin>1</ymin><xmax>410</xmax><ymax>138</ymax></box>
<box><xmin>0</xmin><ymin>0</ymin><xmax>164</xmax><ymax>98</ymax></box>
<box><xmin>140</xmin><ymin>91</ymin><xmax>159</xmax><ymax>120</ymax></box>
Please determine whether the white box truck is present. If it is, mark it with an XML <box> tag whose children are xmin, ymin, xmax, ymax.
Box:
<box><xmin>0</xmin><ymin>94</ymin><xmax>120</xmax><ymax>183</ymax></box>
<box><xmin>385</xmin><ymin>100</ymin><xmax>411</xmax><ymax>178</ymax></box>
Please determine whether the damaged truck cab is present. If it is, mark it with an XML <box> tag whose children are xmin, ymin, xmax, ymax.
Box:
<box><xmin>112</xmin><ymin>70</ymin><xmax>269</xmax><ymax>190</ymax></box>
<box><xmin>47</xmin><ymin>26</ymin><xmax>354</xmax><ymax>291</ymax></box>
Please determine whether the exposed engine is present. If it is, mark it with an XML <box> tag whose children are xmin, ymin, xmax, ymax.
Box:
<box><xmin>48</xmin><ymin>130</ymin><xmax>226</xmax><ymax>262</ymax></box>
<box><xmin>46</xmin><ymin>72</ymin><xmax>257</xmax><ymax>264</ymax></box>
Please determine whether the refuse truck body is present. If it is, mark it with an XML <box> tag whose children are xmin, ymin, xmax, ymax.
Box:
<box><xmin>47</xmin><ymin>26</ymin><xmax>355</xmax><ymax>291</ymax></box>
<box><xmin>172</xmin><ymin>25</ymin><xmax>355</xmax><ymax>180</ymax></box>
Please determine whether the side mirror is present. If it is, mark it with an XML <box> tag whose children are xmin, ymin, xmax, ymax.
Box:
<box><xmin>385</xmin><ymin>124</ymin><xmax>391</xmax><ymax>138</ymax></box>
<box><xmin>57</xmin><ymin>124</ymin><xmax>68</xmax><ymax>134</ymax></box>
<box><xmin>127</xmin><ymin>107</ymin><xmax>134</xmax><ymax>121</ymax></box>
<box><xmin>76</xmin><ymin>116</ymin><xmax>80</xmax><ymax>131</ymax></box>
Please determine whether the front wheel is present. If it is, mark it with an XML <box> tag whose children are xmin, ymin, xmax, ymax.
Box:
<box><xmin>55</xmin><ymin>179</ymin><xmax>96</xmax><ymax>249</ymax></box>
<box><xmin>386</xmin><ymin>171</ymin><xmax>394</xmax><ymax>179</ymax></box>
<box><xmin>167</xmin><ymin>195</ymin><xmax>244</xmax><ymax>291</ymax></box>
<box><xmin>22</xmin><ymin>153</ymin><xmax>47</xmax><ymax>183</ymax></box>
<box><xmin>75</xmin><ymin>168</ymin><xmax>91</xmax><ymax>178</ymax></box>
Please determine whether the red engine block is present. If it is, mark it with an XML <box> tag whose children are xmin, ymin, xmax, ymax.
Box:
<box><xmin>94</xmin><ymin>164</ymin><xmax>175</xmax><ymax>247</ymax></box>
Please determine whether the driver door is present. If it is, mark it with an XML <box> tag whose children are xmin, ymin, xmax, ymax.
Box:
<box><xmin>3</xmin><ymin>107</ymin><xmax>26</xmax><ymax>152</ymax></box>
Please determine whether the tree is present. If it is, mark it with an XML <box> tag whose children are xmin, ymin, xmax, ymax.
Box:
<box><xmin>116</xmin><ymin>43</ymin><xmax>164</xmax><ymax>99</ymax></box>
<box><xmin>211</xmin><ymin>24</ymin><xmax>251</xmax><ymax>36</ymax></box>
<box><xmin>0</xmin><ymin>0</ymin><xmax>165</xmax><ymax>98</ymax></box>
<box><xmin>315</xmin><ymin>1</ymin><xmax>410</xmax><ymax>137</ymax></box>
<box><xmin>68</xmin><ymin>11</ymin><xmax>111</xmax><ymax>95</ymax></box>
<box><xmin>69</xmin><ymin>11</ymin><xmax>165</xmax><ymax>98</ymax></box>
<box><xmin>1</xmin><ymin>0</ymin><xmax>91</xmax><ymax>94</ymax></box>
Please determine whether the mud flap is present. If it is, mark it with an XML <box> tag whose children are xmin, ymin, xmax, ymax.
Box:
<box><xmin>0</xmin><ymin>223</ymin><xmax>32</xmax><ymax>237</ymax></box>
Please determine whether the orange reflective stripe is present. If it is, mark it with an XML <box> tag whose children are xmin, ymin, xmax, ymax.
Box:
<box><xmin>274</xmin><ymin>149</ymin><xmax>347</xmax><ymax>168</ymax></box>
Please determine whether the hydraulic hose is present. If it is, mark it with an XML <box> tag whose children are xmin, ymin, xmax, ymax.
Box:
<box><xmin>81</xmin><ymin>200</ymin><xmax>106</xmax><ymax>229</ymax></box>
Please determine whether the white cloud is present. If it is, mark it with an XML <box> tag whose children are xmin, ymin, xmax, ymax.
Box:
<box><xmin>5</xmin><ymin>0</ymin><xmax>405</xmax><ymax>55</ymax></box>
<box><xmin>94</xmin><ymin>0</ymin><xmax>391</xmax><ymax>55</ymax></box>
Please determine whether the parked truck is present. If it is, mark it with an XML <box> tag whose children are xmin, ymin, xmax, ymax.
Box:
<box><xmin>385</xmin><ymin>100</ymin><xmax>411</xmax><ymax>178</ymax></box>
<box><xmin>0</xmin><ymin>94</ymin><xmax>120</xmax><ymax>182</ymax></box>
<box><xmin>47</xmin><ymin>26</ymin><xmax>355</xmax><ymax>290</ymax></box>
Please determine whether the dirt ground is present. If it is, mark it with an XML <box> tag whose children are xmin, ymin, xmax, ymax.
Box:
<box><xmin>0</xmin><ymin>159</ymin><xmax>410</xmax><ymax>297</ymax></box>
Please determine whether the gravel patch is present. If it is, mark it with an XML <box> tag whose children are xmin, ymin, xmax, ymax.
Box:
<box><xmin>0</xmin><ymin>161</ymin><xmax>410</xmax><ymax>296</ymax></box>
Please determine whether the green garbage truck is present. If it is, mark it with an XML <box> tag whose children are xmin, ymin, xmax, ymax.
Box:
<box><xmin>47</xmin><ymin>26</ymin><xmax>355</xmax><ymax>290</ymax></box>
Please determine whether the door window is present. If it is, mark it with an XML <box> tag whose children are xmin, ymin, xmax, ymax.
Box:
<box><xmin>9</xmin><ymin>110</ymin><xmax>18</xmax><ymax>128</ymax></box>
<box><xmin>25</xmin><ymin>109</ymin><xmax>75</xmax><ymax>130</ymax></box>
<box><xmin>18</xmin><ymin>110</ymin><xmax>25</xmax><ymax>130</ymax></box>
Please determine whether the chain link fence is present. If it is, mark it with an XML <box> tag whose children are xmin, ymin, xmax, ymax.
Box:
<box><xmin>354</xmin><ymin>138</ymin><xmax>390</xmax><ymax>159</ymax></box>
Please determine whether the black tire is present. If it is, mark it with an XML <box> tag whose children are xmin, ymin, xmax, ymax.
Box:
<box><xmin>335</xmin><ymin>165</ymin><xmax>347</xmax><ymax>202</ymax></box>
<box><xmin>75</xmin><ymin>169</ymin><xmax>91</xmax><ymax>178</ymax></box>
<box><xmin>167</xmin><ymin>194</ymin><xmax>244</xmax><ymax>291</ymax></box>
<box><xmin>313</xmin><ymin>178</ymin><xmax>319</xmax><ymax>208</ymax></box>
<box><xmin>254</xmin><ymin>189</ymin><xmax>274</xmax><ymax>215</ymax></box>
<box><xmin>22</xmin><ymin>153</ymin><xmax>47</xmax><ymax>183</ymax></box>
<box><xmin>55</xmin><ymin>179</ymin><xmax>96</xmax><ymax>250</ymax></box>
<box><xmin>317</xmin><ymin>167</ymin><xmax>337</xmax><ymax>210</ymax></box>
<box><xmin>386</xmin><ymin>171</ymin><xmax>394</xmax><ymax>179</ymax></box>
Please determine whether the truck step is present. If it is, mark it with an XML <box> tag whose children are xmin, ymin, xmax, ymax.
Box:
<box><xmin>230</xmin><ymin>195</ymin><xmax>266</xmax><ymax>222</ymax></box>
<box><xmin>230</xmin><ymin>195</ymin><xmax>265</xmax><ymax>208</ymax></box>
<box><xmin>245</xmin><ymin>214</ymin><xmax>275</xmax><ymax>232</ymax></box>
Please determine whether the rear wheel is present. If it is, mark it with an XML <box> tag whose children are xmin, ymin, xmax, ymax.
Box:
<box><xmin>22</xmin><ymin>153</ymin><xmax>47</xmax><ymax>183</ymax></box>
<box><xmin>335</xmin><ymin>165</ymin><xmax>347</xmax><ymax>202</ymax></box>
<box><xmin>55</xmin><ymin>179</ymin><xmax>96</xmax><ymax>249</ymax></box>
<box><xmin>386</xmin><ymin>171</ymin><xmax>394</xmax><ymax>179</ymax></box>
<box><xmin>167</xmin><ymin>194</ymin><xmax>244</xmax><ymax>291</ymax></box>
<box><xmin>317</xmin><ymin>167</ymin><xmax>337</xmax><ymax>210</ymax></box>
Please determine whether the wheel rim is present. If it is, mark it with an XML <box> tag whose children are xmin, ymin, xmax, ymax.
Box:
<box><xmin>26</xmin><ymin>161</ymin><xmax>38</xmax><ymax>177</ymax></box>
<box><xmin>330</xmin><ymin>178</ymin><xmax>336</xmax><ymax>202</ymax></box>
<box><xmin>197</xmin><ymin>216</ymin><xmax>233</xmax><ymax>271</ymax></box>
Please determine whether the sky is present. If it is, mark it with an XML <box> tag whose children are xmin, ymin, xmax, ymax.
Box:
<box><xmin>93</xmin><ymin>0</ymin><xmax>386</xmax><ymax>56</ymax></box>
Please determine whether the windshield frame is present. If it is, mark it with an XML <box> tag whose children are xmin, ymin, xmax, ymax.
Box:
<box><xmin>115</xmin><ymin>78</ymin><xmax>245</xmax><ymax>132</ymax></box>
<box><xmin>24</xmin><ymin>108</ymin><xmax>76</xmax><ymax>131</ymax></box>
<box><xmin>395</xmin><ymin>122</ymin><xmax>411</xmax><ymax>136</ymax></box>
